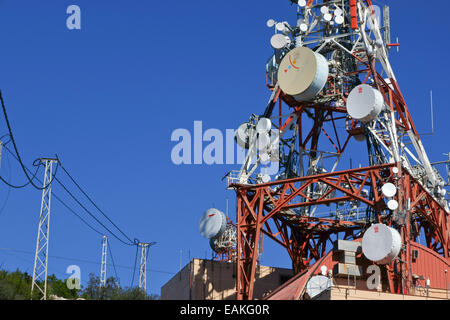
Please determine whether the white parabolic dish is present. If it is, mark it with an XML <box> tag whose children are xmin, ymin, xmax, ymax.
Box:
<box><xmin>199</xmin><ymin>208</ymin><xmax>227</xmax><ymax>239</ymax></box>
<box><xmin>362</xmin><ymin>224</ymin><xmax>402</xmax><ymax>264</ymax></box>
<box><xmin>347</xmin><ymin>84</ymin><xmax>384</xmax><ymax>123</ymax></box>
<box><xmin>306</xmin><ymin>275</ymin><xmax>332</xmax><ymax>299</ymax></box>
<box><xmin>270</xmin><ymin>34</ymin><xmax>289</xmax><ymax>50</ymax></box>
<box><xmin>381</xmin><ymin>183</ymin><xmax>397</xmax><ymax>198</ymax></box>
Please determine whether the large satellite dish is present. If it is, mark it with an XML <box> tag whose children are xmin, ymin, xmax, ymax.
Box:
<box><xmin>277</xmin><ymin>47</ymin><xmax>329</xmax><ymax>102</ymax></box>
<box><xmin>199</xmin><ymin>208</ymin><xmax>227</xmax><ymax>239</ymax></box>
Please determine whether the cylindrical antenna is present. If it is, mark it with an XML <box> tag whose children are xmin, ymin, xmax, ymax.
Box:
<box><xmin>430</xmin><ymin>90</ymin><xmax>434</xmax><ymax>135</ymax></box>
<box><xmin>226</xmin><ymin>197</ymin><xmax>229</xmax><ymax>217</ymax></box>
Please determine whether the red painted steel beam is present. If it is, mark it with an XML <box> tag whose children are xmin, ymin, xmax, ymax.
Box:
<box><xmin>350</xmin><ymin>0</ymin><xmax>358</xmax><ymax>30</ymax></box>
<box><xmin>235</xmin><ymin>163</ymin><xmax>450</xmax><ymax>300</ymax></box>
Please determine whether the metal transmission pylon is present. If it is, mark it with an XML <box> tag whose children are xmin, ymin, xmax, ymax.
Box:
<box><xmin>31</xmin><ymin>158</ymin><xmax>58</xmax><ymax>300</ymax></box>
<box><xmin>138</xmin><ymin>242</ymin><xmax>156</xmax><ymax>292</ymax></box>
<box><xmin>100</xmin><ymin>235</ymin><xmax>108</xmax><ymax>287</ymax></box>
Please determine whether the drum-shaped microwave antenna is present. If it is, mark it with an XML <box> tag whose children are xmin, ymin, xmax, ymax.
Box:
<box><xmin>199</xmin><ymin>208</ymin><xmax>227</xmax><ymax>239</ymax></box>
<box><xmin>235</xmin><ymin>122</ymin><xmax>253</xmax><ymax>149</ymax></box>
<box><xmin>256</xmin><ymin>118</ymin><xmax>272</xmax><ymax>133</ymax></box>
<box><xmin>297</xmin><ymin>0</ymin><xmax>307</xmax><ymax>7</ymax></box>
<box><xmin>277</xmin><ymin>47</ymin><xmax>329</xmax><ymax>102</ymax></box>
<box><xmin>362</xmin><ymin>224</ymin><xmax>402</xmax><ymax>264</ymax></box>
<box><xmin>347</xmin><ymin>84</ymin><xmax>384</xmax><ymax>123</ymax></box>
<box><xmin>306</xmin><ymin>275</ymin><xmax>332</xmax><ymax>299</ymax></box>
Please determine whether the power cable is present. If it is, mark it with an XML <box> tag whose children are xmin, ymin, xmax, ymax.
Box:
<box><xmin>53</xmin><ymin>175</ymin><xmax>135</xmax><ymax>246</ymax></box>
<box><xmin>1</xmin><ymin>144</ymin><xmax>108</xmax><ymax>237</ymax></box>
<box><xmin>130</xmin><ymin>244</ymin><xmax>139</xmax><ymax>287</ymax></box>
<box><xmin>0</xmin><ymin>135</ymin><xmax>42</xmax><ymax>189</ymax></box>
<box><xmin>0</xmin><ymin>90</ymin><xmax>54</xmax><ymax>190</ymax></box>
<box><xmin>0</xmin><ymin>247</ymin><xmax>175</xmax><ymax>275</ymax></box>
<box><xmin>0</xmin><ymin>149</ymin><xmax>12</xmax><ymax>217</ymax></box>
<box><xmin>53</xmin><ymin>192</ymin><xmax>104</xmax><ymax>236</ymax></box>
<box><xmin>58</xmin><ymin>159</ymin><xmax>135</xmax><ymax>245</ymax></box>
<box><xmin>1</xmin><ymin>142</ymin><xmax>133</xmax><ymax>245</ymax></box>
<box><xmin>108</xmin><ymin>241</ymin><xmax>119</xmax><ymax>281</ymax></box>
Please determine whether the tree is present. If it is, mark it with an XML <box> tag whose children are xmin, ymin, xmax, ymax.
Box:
<box><xmin>81</xmin><ymin>273</ymin><xmax>159</xmax><ymax>300</ymax></box>
<box><xmin>0</xmin><ymin>268</ymin><xmax>160</xmax><ymax>300</ymax></box>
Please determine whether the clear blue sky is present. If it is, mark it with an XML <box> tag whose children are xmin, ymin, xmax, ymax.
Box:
<box><xmin>0</xmin><ymin>0</ymin><xmax>448</xmax><ymax>296</ymax></box>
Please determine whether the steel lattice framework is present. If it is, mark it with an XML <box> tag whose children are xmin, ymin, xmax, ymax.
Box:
<box><xmin>100</xmin><ymin>235</ymin><xmax>108</xmax><ymax>287</ymax></box>
<box><xmin>231</xmin><ymin>0</ymin><xmax>450</xmax><ymax>300</ymax></box>
<box><xmin>138</xmin><ymin>242</ymin><xmax>156</xmax><ymax>292</ymax></box>
<box><xmin>31</xmin><ymin>159</ymin><xmax>57</xmax><ymax>300</ymax></box>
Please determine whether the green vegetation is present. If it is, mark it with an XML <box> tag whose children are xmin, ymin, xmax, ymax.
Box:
<box><xmin>0</xmin><ymin>269</ymin><xmax>159</xmax><ymax>300</ymax></box>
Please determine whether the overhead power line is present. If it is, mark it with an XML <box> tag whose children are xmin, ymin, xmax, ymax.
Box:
<box><xmin>1</xmin><ymin>145</ymin><xmax>122</xmax><ymax>241</ymax></box>
<box><xmin>0</xmin><ymin>90</ymin><xmax>56</xmax><ymax>190</ymax></box>
<box><xmin>53</xmin><ymin>175</ymin><xmax>135</xmax><ymax>246</ymax></box>
<box><xmin>130</xmin><ymin>245</ymin><xmax>139</xmax><ymax>287</ymax></box>
<box><xmin>108</xmin><ymin>241</ymin><xmax>119</xmax><ymax>280</ymax></box>
<box><xmin>0</xmin><ymin>135</ymin><xmax>42</xmax><ymax>189</ymax></box>
<box><xmin>58</xmin><ymin>160</ymin><xmax>136</xmax><ymax>246</ymax></box>
<box><xmin>0</xmin><ymin>247</ymin><xmax>174</xmax><ymax>275</ymax></box>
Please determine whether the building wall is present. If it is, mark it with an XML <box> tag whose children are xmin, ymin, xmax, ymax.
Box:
<box><xmin>315</xmin><ymin>286</ymin><xmax>448</xmax><ymax>300</ymax></box>
<box><xmin>161</xmin><ymin>259</ymin><xmax>293</xmax><ymax>300</ymax></box>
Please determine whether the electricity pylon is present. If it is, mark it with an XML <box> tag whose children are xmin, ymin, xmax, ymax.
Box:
<box><xmin>31</xmin><ymin>158</ymin><xmax>58</xmax><ymax>300</ymax></box>
<box><xmin>100</xmin><ymin>235</ymin><xmax>108</xmax><ymax>287</ymax></box>
<box><xmin>138</xmin><ymin>242</ymin><xmax>156</xmax><ymax>292</ymax></box>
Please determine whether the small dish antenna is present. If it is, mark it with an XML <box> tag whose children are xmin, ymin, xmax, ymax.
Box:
<box><xmin>266</xmin><ymin>19</ymin><xmax>276</xmax><ymax>28</ymax></box>
<box><xmin>320</xmin><ymin>265</ymin><xmax>328</xmax><ymax>276</ymax></box>
<box><xmin>256</xmin><ymin>118</ymin><xmax>272</xmax><ymax>133</ymax></box>
<box><xmin>276</xmin><ymin>22</ymin><xmax>286</xmax><ymax>32</ymax></box>
<box><xmin>323</xmin><ymin>13</ymin><xmax>332</xmax><ymax>22</ymax></box>
<box><xmin>382</xmin><ymin>183</ymin><xmax>397</xmax><ymax>198</ymax></box>
<box><xmin>334</xmin><ymin>7</ymin><xmax>343</xmax><ymax>16</ymax></box>
<box><xmin>335</xmin><ymin>15</ymin><xmax>344</xmax><ymax>25</ymax></box>
<box><xmin>320</xmin><ymin>6</ymin><xmax>329</xmax><ymax>14</ymax></box>
<box><xmin>387</xmin><ymin>199</ymin><xmax>399</xmax><ymax>210</ymax></box>
<box><xmin>262</xmin><ymin>174</ymin><xmax>271</xmax><ymax>183</ymax></box>
<box><xmin>270</xmin><ymin>34</ymin><xmax>289</xmax><ymax>50</ymax></box>
<box><xmin>297</xmin><ymin>0</ymin><xmax>307</xmax><ymax>7</ymax></box>
<box><xmin>299</xmin><ymin>23</ymin><xmax>308</xmax><ymax>32</ymax></box>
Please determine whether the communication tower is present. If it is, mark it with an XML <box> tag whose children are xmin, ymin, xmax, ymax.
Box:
<box><xmin>223</xmin><ymin>0</ymin><xmax>449</xmax><ymax>300</ymax></box>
